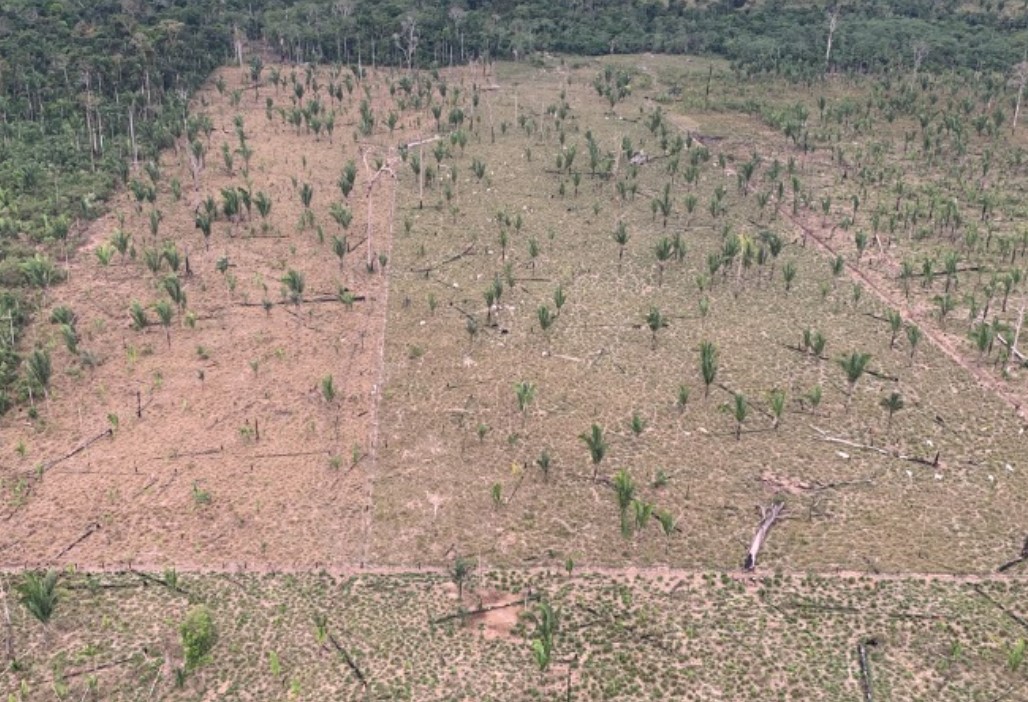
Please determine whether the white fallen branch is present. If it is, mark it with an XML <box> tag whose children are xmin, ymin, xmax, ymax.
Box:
<box><xmin>744</xmin><ymin>501</ymin><xmax>785</xmax><ymax>571</ymax></box>
<box><xmin>810</xmin><ymin>425</ymin><xmax>939</xmax><ymax>467</ymax></box>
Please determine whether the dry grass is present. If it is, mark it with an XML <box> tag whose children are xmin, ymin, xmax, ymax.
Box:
<box><xmin>1</xmin><ymin>569</ymin><xmax>1025</xmax><ymax>700</ymax></box>
<box><xmin>370</xmin><ymin>55</ymin><xmax>1027</xmax><ymax>573</ymax></box>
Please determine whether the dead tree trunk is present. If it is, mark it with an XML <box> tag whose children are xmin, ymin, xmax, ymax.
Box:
<box><xmin>1003</xmin><ymin>304</ymin><xmax>1024</xmax><ymax>376</ymax></box>
<box><xmin>744</xmin><ymin>501</ymin><xmax>784</xmax><ymax>570</ymax></box>
<box><xmin>824</xmin><ymin>6</ymin><xmax>840</xmax><ymax>72</ymax></box>
<box><xmin>1</xmin><ymin>582</ymin><xmax>13</xmax><ymax>662</ymax></box>
<box><xmin>1013</xmin><ymin>60</ymin><xmax>1028</xmax><ymax>131</ymax></box>
<box><xmin>858</xmin><ymin>638</ymin><xmax>877</xmax><ymax>702</ymax></box>
<box><xmin>997</xmin><ymin>534</ymin><xmax>1028</xmax><ymax>573</ymax></box>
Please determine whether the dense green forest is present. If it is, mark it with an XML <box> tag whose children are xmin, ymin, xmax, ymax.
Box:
<box><xmin>0</xmin><ymin>0</ymin><xmax>1025</xmax><ymax>411</ymax></box>
<box><xmin>260</xmin><ymin>0</ymin><xmax>1027</xmax><ymax>73</ymax></box>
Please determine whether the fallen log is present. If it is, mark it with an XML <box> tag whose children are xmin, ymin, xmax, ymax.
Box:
<box><xmin>505</xmin><ymin>465</ymin><xmax>527</xmax><ymax>506</ymax></box>
<box><xmin>431</xmin><ymin>592</ymin><xmax>541</xmax><ymax>625</ymax></box>
<box><xmin>998</xmin><ymin>305</ymin><xmax>1026</xmax><ymax>371</ymax></box>
<box><xmin>908</xmin><ymin>265</ymin><xmax>981</xmax><ymax>278</ymax></box>
<box><xmin>743</xmin><ymin>501</ymin><xmax>785</xmax><ymax>571</ymax></box>
<box><xmin>864</xmin><ymin>367</ymin><xmax>899</xmax><ymax>382</ymax></box>
<box><xmin>54</xmin><ymin>653</ymin><xmax>137</xmax><ymax>681</ymax></box>
<box><xmin>780</xmin><ymin>343</ymin><xmax>829</xmax><ymax>361</ymax></box>
<box><xmin>328</xmin><ymin>633</ymin><xmax>367</xmax><ymax>688</ymax></box>
<box><xmin>64</xmin><ymin>582</ymin><xmax>143</xmax><ymax>591</ymax></box>
<box><xmin>2</xmin><ymin>581</ymin><xmax>12</xmax><ymax>662</ymax></box>
<box><xmin>53</xmin><ymin>522</ymin><xmax>101</xmax><ymax>560</ymax></box>
<box><xmin>971</xmin><ymin>584</ymin><xmax>1028</xmax><ymax>633</ymax></box>
<box><xmin>784</xmin><ymin>601</ymin><xmax>941</xmax><ymax>620</ymax></box>
<box><xmin>997</xmin><ymin>556</ymin><xmax>1026</xmax><ymax>573</ymax></box>
<box><xmin>42</xmin><ymin>428</ymin><xmax>113</xmax><ymax>474</ymax></box>
<box><xmin>250</xmin><ymin>449</ymin><xmax>331</xmax><ymax>460</ymax></box>
<box><xmin>810</xmin><ymin>425</ymin><xmax>939</xmax><ymax>467</ymax></box>
<box><xmin>131</xmin><ymin>570</ymin><xmax>191</xmax><ymax>597</ymax></box>
<box><xmin>236</xmin><ymin>294</ymin><xmax>366</xmax><ymax>307</ymax></box>
<box><xmin>155</xmin><ymin>447</ymin><xmax>223</xmax><ymax>460</ymax></box>
<box><xmin>715</xmin><ymin>382</ymin><xmax>774</xmax><ymax>419</ymax></box>
<box><xmin>858</xmin><ymin>637</ymin><xmax>878</xmax><ymax>702</ymax></box>
<box><xmin>996</xmin><ymin>535</ymin><xmax>1028</xmax><ymax>573</ymax></box>
<box><xmin>412</xmin><ymin>243</ymin><xmax>475</xmax><ymax>274</ymax></box>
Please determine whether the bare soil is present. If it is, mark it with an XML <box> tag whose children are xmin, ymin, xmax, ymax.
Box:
<box><xmin>0</xmin><ymin>64</ymin><xmax>405</xmax><ymax>569</ymax></box>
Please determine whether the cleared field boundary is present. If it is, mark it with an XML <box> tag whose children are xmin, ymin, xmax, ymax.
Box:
<box><xmin>1</xmin><ymin>561</ymin><xmax>1025</xmax><ymax>584</ymax></box>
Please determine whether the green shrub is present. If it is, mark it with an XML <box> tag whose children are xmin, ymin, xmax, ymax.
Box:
<box><xmin>180</xmin><ymin>605</ymin><xmax>217</xmax><ymax>669</ymax></box>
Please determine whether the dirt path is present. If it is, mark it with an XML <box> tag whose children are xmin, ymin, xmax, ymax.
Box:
<box><xmin>783</xmin><ymin>208</ymin><xmax>1028</xmax><ymax>425</ymax></box>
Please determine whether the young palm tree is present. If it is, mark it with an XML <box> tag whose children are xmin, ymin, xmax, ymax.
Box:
<box><xmin>300</xmin><ymin>183</ymin><xmax>314</xmax><ymax>209</ymax></box>
<box><xmin>699</xmin><ymin>341</ymin><xmax>718</xmax><ymax>397</ymax></box>
<box><xmin>906</xmin><ymin>324</ymin><xmax>923</xmax><ymax>360</ymax></box>
<box><xmin>653</xmin><ymin>182</ymin><xmax>673</xmax><ymax>227</ymax></box>
<box><xmin>553</xmin><ymin>286</ymin><xmax>566</xmax><ymax>314</ymax></box>
<box><xmin>537</xmin><ymin>305</ymin><xmax>554</xmax><ymax>337</ymax></box>
<box><xmin>943</xmin><ymin>250</ymin><xmax>959</xmax><ymax>293</ymax></box>
<box><xmin>25</xmin><ymin>349</ymin><xmax>52</xmax><ymax>403</ymax></box>
<box><xmin>129</xmin><ymin>301</ymin><xmax>149</xmax><ymax>331</ymax></box>
<box><xmin>332</xmin><ymin>236</ymin><xmax>348</xmax><ymax>269</ymax></box>
<box><xmin>154</xmin><ymin>300</ymin><xmax>174</xmax><ymax>347</ymax></box>
<box><xmin>831</xmin><ymin>255</ymin><xmax>845</xmax><ymax>282</ymax></box>
<box><xmin>806</xmin><ymin>384</ymin><xmax>824</xmax><ymax>413</ymax></box>
<box><xmin>854</xmin><ymin>230</ymin><xmax>868</xmax><ymax>263</ymax></box>
<box><xmin>838</xmin><ymin>351</ymin><xmax>871</xmax><ymax>407</ymax></box>
<box><xmin>194</xmin><ymin>211</ymin><xmax>213</xmax><ymax>250</ymax></box>
<box><xmin>60</xmin><ymin>324</ymin><xmax>78</xmax><ymax>355</ymax></box>
<box><xmin>809</xmin><ymin>330</ymin><xmax>827</xmax><ymax>359</ymax></box>
<box><xmin>221</xmin><ymin>188</ymin><xmax>241</xmax><ymax>223</ymax></box>
<box><xmin>768</xmin><ymin>389</ymin><xmax>786</xmax><ymax>430</ymax></box>
<box><xmin>535</xmin><ymin>450</ymin><xmax>552</xmax><ymax>482</ymax></box>
<box><xmin>579</xmin><ymin>424</ymin><xmax>607</xmax><ymax>481</ymax></box>
<box><xmin>880</xmin><ymin>392</ymin><xmax>904</xmax><ymax>431</ymax></box>
<box><xmin>656</xmin><ymin>510</ymin><xmax>676</xmax><ymax>554</ymax></box>
<box><xmin>886</xmin><ymin>309</ymin><xmax>902</xmax><ymax>349</ymax></box>
<box><xmin>514</xmin><ymin>381</ymin><xmax>536</xmax><ymax>413</ymax></box>
<box><xmin>613</xmin><ymin>221</ymin><xmax>629</xmax><ymax>273</ymax></box>
<box><xmin>782</xmin><ymin>260</ymin><xmax>797</xmax><ymax>293</ymax></box>
<box><xmin>527</xmin><ymin>601</ymin><xmax>560</xmax><ymax>672</ymax></box>
<box><xmin>934</xmin><ymin>293</ymin><xmax>956</xmax><ymax>327</ymax></box>
<box><xmin>633</xmin><ymin>499</ymin><xmax>653</xmax><ymax>531</ymax></box>
<box><xmin>761</xmin><ymin>231</ymin><xmax>784</xmax><ymax>280</ymax></box>
<box><xmin>281</xmin><ymin>269</ymin><xmax>305</xmax><ymax>306</ymax></box>
<box><xmin>255</xmin><ymin>191</ymin><xmax>272</xmax><ymax>221</ymax></box>
<box><xmin>612</xmin><ymin>469</ymin><xmax>636</xmax><ymax>537</ymax></box>
<box><xmin>645</xmin><ymin>307</ymin><xmax>668</xmax><ymax>349</ymax></box>
<box><xmin>17</xmin><ymin>570</ymin><xmax>58</xmax><ymax>645</ymax></box>
<box><xmin>110</xmin><ymin>229</ymin><xmax>131</xmax><ymax>261</ymax></box>
<box><xmin>450</xmin><ymin>556</ymin><xmax>476</xmax><ymax>600</ymax></box>
<box><xmin>654</xmin><ymin>238</ymin><xmax>673</xmax><ymax>287</ymax></box>
<box><xmin>162</xmin><ymin>275</ymin><xmax>187</xmax><ymax>310</ymax></box>
<box><xmin>969</xmin><ymin>322</ymin><xmax>994</xmax><ymax>359</ymax></box>
<box><xmin>729</xmin><ymin>392</ymin><xmax>748</xmax><ymax>440</ymax></box>
<box><xmin>330</xmin><ymin>202</ymin><xmax>352</xmax><ymax>231</ymax></box>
